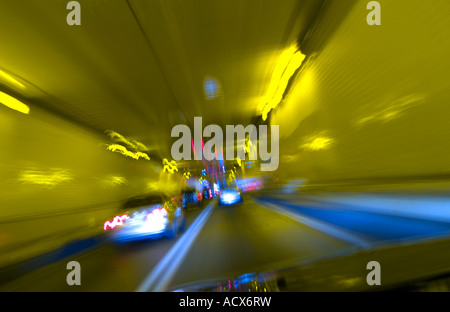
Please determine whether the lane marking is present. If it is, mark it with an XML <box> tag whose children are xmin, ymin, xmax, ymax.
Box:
<box><xmin>255</xmin><ymin>199</ymin><xmax>373</xmax><ymax>248</ymax></box>
<box><xmin>136</xmin><ymin>201</ymin><xmax>215</xmax><ymax>292</ymax></box>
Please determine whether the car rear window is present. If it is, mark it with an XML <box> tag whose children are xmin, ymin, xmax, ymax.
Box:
<box><xmin>122</xmin><ymin>195</ymin><xmax>165</xmax><ymax>209</ymax></box>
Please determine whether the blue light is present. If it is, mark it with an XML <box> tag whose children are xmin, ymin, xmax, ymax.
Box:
<box><xmin>214</xmin><ymin>183</ymin><xmax>219</xmax><ymax>194</ymax></box>
<box><xmin>221</xmin><ymin>191</ymin><xmax>240</xmax><ymax>205</ymax></box>
<box><xmin>204</xmin><ymin>77</ymin><xmax>219</xmax><ymax>99</ymax></box>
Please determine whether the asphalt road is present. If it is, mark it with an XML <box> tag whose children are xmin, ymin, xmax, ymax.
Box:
<box><xmin>3</xmin><ymin>193</ymin><xmax>450</xmax><ymax>291</ymax></box>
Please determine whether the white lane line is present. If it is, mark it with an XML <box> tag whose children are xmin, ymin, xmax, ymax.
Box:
<box><xmin>136</xmin><ymin>201</ymin><xmax>215</xmax><ymax>292</ymax></box>
<box><xmin>255</xmin><ymin>199</ymin><xmax>373</xmax><ymax>248</ymax></box>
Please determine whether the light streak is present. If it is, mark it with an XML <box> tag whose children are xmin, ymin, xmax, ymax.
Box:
<box><xmin>107</xmin><ymin>144</ymin><xmax>150</xmax><ymax>160</ymax></box>
<box><xmin>104</xmin><ymin>214</ymin><xmax>129</xmax><ymax>231</ymax></box>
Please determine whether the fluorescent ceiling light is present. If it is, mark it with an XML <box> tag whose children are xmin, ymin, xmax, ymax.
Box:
<box><xmin>259</xmin><ymin>45</ymin><xmax>306</xmax><ymax>121</ymax></box>
<box><xmin>0</xmin><ymin>91</ymin><xmax>30</xmax><ymax>114</ymax></box>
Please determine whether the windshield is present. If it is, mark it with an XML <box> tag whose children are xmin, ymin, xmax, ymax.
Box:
<box><xmin>2</xmin><ymin>0</ymin><xmax>450</xmax><ymax>298</ymax></box>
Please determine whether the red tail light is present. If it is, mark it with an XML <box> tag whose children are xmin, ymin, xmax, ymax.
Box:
<box><xmin>103</xmin><ymin>214</ymin><xmax>129</xmax><ymax>231</ymax></box>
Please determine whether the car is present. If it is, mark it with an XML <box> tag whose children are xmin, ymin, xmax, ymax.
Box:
<box><xmin>202</xmin><ymin>186</ymin><xmax>213</xmax><ymax>199</ymax></box>
<box><xmin>104</xmin><ymin>193</ymin><xmax>186</xmax><ymax>243</ymax></box>
<box><xmin>218</xmin><ymin>187</ymin><xmax>243</xmax><ymax>206</ymax></box>
<box><xmin>181</xmin><ymin>188</ymin><xmax>203</xmax><ymax>209</ymax></box>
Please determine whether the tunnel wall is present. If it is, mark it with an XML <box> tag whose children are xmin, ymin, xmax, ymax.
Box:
<box><xmin>0</xmin><ymin>103</ymin><xmax>168</xmax><ymax>267</ymax></box>
<box><xmin>272</xmin><ymin>0</ymin><xmax>450</xmax><ymax>184</ymax></box>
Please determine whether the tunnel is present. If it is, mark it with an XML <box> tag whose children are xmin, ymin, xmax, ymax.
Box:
<box><xmin>2</xmin><ymin>0</ymin><xmax>450</xmax><ymax>295</ymax></box>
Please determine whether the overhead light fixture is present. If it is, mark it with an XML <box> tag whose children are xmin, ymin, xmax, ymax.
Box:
<box><xmin>105</xmin><ymin>130</ymin><xmax>149</xmax><ymax>152</ymax></box>
<box><xmin>203</xmin><ymin>76</ymin><xmax>220</xmax><ymax>99</ymax></box>
<box><xmin>0</xmin><ymin>91</ymin><xmax>30</xmax><ymax>114</ymax></box>
<box><xmin>106</xmin><ymin>144</ymin><xmax>150</xmax><ymax>160</ymax></box>
<box><xmin>301</xmin><ymin>134</ymin><xmax>335</xmax><ymax>151</ymax></box>
<box><xmin>259</xmin><ymin>45</ymin><xmax>306</xmax><ymax>121</ymax></box>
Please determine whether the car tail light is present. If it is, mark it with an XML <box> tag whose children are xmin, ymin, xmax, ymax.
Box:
<box><xmin>103</xmin><ymin>214</ymin><xmax>129</xmax><ymax>231</ymax></box>
<box><xmin>146</xmin><ymin>207</ymin><xmax>168</xmax><ymax>221</ymax></box>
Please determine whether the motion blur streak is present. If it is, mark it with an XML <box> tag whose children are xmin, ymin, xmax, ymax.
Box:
<box><xmin>98</xmin><ymin>175</ymin><xmax>128</xmax><ymax>188</ymax></box>
<box><xmin>0</xmin><ymin>69</ymin><xmax>25</xmax><ymax>90</ymax></box>
<box><xmin>136</xmin><ymin>202</ymin><xmax>214</xmax><ymax>292</ymax></box>
<box><xmin>105</xmin><ymin>130</ymin><xmax>149</xmax><ymax>152</ymax></box>
<box><xmin>18</xmin><ymin>168</ymin><xmax>73</xmax><ymax>187</ymax></box>
<box><xmin>272</xmin><ymin>0</ymin><xmax>450</xmax><ymax>182</ymax></box>
<box><xmin>163</xmin><ymin>158</ymin><xmax>178</xmax><ymax>173</ymax></box>
<box><xmin>300</xmin><ymin>134</ymin><xmax>335</xmax><ymax>152</ymax></box>
<box><xmin>260</xmin><ymin>45</ymin><xmax>306</xmax><ymax>120</ymax></box>
<box><xmin>106</xmin><ymin>144</ymin><xmax>150</xmax><ymax>160</ymax></box>
<box><xmin>3</xmin><ymin>0</ymin><xmax>450</xmax><ymax>293</ymax></box>
<box><xmin>356</xmin><ymin>94</ymin><xmax>425</xmax><ymax>127</ymax></box>
<box><xmin>0</xmin><ymin>91</ymin><xmax>29</xmax><ymax>114</ymax></box>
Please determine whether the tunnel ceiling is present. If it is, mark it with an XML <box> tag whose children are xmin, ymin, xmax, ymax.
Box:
<box><xmin>0</xmin><ymin>0</ymin><xmax>325</xmax><ymax>160</ymax></box>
